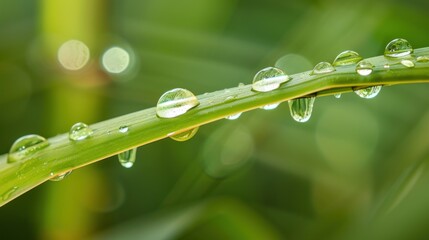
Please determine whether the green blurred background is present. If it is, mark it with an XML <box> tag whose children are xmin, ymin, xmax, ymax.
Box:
<box><xmin>1</xmin><ymin>0</ymin><xmax>429</xmax><ymax>239</ymax></box>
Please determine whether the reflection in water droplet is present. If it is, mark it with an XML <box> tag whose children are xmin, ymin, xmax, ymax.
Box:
<box><xmin>69</xmin><ymin>122</ymin><xmax>93</xmax><ymax>141</ymax></box>
<box><xmin>156</xmin><ymin>88</ymin><xmax>199</xmax><ymax>118</ymax></box>
<box><xmin>332</xmin><ymin>50</ymin><xmax>362</xmax><ymax>66</ymax></box>
<box><xmin>252</xmin><ymin>67</ymin><xmax>290</xmax><ymax>92</ymax></box>
<box><xmin>288</xmin><ymin>97</ymin><xmax>315</xmax><ymax>123</ymax></box>
<box><xmin>50</xmin><ymin>171</ymin><xmax>72</xmax><ymax>181</ymax></box>
<box><xmin>311</xmin><ymin>62</ymin><xmax>335</xmax><ymax>75</ymax></box>
<box><xmin>7</xmin><ymin>134</ymin><xmax>49</xmax><ymax>163</ymax></box>
<box><xmin>225</xmin><ymin>113</ymin><xmax>242</xmax><ymax>120</ymax></box>
<box><xmin>169</xmin><ymin>127</ymin><xmax>199</xmax><ymax>142</ymax></box>
<box><xmin>355</xmin><ymin>60</ymin><xmax>374</xmax><ymax>76</ymax></box>
<box><xmin>416</xmin><ymin>56</ymin><xmax>429</xmax><ymax>62</ymax></box>
<box><xmin>354</xmin><ymin>86</ymin><xmax>382</xmax><ymax>99</ymax></box>
<box><xmin>261</xmin><ymin>103</ymin><xmax>280</xmax><ymax>110</ymax></box>
<box><xmin>102</xmin><ymin>47</ymin><xmax>130</xmax><ymax>74</ymax></box>
<box><xmin>119</xmin><ymin>126</ymin><xmax>129</xmax><ymax>133</ymax></box>
<box><xmin>118</xmin><ymin>148</ymin><xmax>137</xmax><ymax>168</ymax></box>
<box><xmin>400</xmin><ymin>59</ymin><xmax>415</xmax><ymax>68</ymax></box>
<box><xmin>57</xmin><ymin>39</ymin><xmax>90</xmax><ymax>71</ymax></box>
<box><xmin>384</xmin><ymin>38</ymin><xmax>413</xmax><ymax>58</ymax></box>
<box><xmin>334</xmin><ymin>93</ymin><xmax>342</xmax><ymax>99</ymax></box>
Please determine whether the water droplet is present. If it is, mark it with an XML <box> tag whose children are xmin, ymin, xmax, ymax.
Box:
<box><xmin>225</xmin><ymin>113</ymin><xmax>242</xmax><ymax>120</ymax></box>
<box><xmin>354</xmin><ymin>86</ymin><xmax>382</xmax><ymax>99</ymax></box>
<box><xmin>238</xmin><ymin>83</ymin><xmax>245</xmax><ymax>87</ymax></box>
<box><xmin>261</xmin><ymin>103</ymin><xmax>280</xmax><ymax>110</ymax></box>
<box><xmin>384</xmin><ymin>38</ymin><xmax>413</xmax><ymax>58</ymax></box>
<box><xmin>102</xmin><ymin>46</ymin><xmax>130</xmax><ymax>74</ymax></box>
<box><xmin>311</xmin><ymin>62</ymin><xmax>335</xmax><ymax>75</ymax></box>
<box><xmin>224</xmin><ymin>95</ymin><xmax>237</xmax><ymax>103</ymax></box>
<box><xmin>332</xmin><ymin>50</ymin><xmax>363</xmax><ymax>66</ymax></box>
<box><xmin>334</xmin><ymin>93</ymin><xmax>342</xmax><ymax>99</ymax></box>
<box><xmin>156</xmin><ymin>88</ymin><xmax>200</xmax><ymax>118</ymax></box>
<box><xmin>57</xmin><ymin>39</ymin><xmax>90</xmax><ymax>71</ymax></box>
<box><xmin>355</xmin><ymin>60</ymin><xmax>374</xmax><ymax>76</ymax></box>
<box><xmin>119</xmin><ymin>126</ymin><xmax>129</xmax><ymax>133</ymax></box>
<box><xmin>251</xmin><ymin>67</ymin><xmax>290</xmax><ymax>92</ymax></box>
<box><xmin>169</xmin><ymin>127</ymin><xmax>199</xmax><ymax>142</ymax></box>
<box><xmin>7</xmin><ymin>134</ymin><xmax>49</xmax><ymax>163</ymax></box>
<box><xmin>400</xmin><ymin>59</ymin><xmax>415</xmax><ymax>68</ymax></box>
<box><xmin>50</xmin><ymin>171</ymin><xmax>72</xmax><ymax>181</ymax></box>
<box><xmin>1</xmin><ymin>187</ymin><xmax>18</xmax><ymax>201</ymax></box>
<box><xmin>384</xmin><ymin>64</ymin><xmax>390</xmax><ymax>70</ymax></box>
<box><xmin>118</xmin><ymin>148</ymin><xmax>137</xmax><ymax>168</ymax></box>
<box><xmin>288</xmin><ymin>97</ymin><xmax>315</xmax><ymax>123</ymax></box>
<box><xmin>416</xmin><ymin>56</ymin><xmax>429</xmax><ymax>62</ymax></box>
<box><xmin>69</xmin><ymin>122</ymin><xmax>93</xmax><ymax>141</ymax></box>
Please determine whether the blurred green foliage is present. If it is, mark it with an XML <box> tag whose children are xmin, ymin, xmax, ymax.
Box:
<box><xmin>1</xmin><ymin>0</ymin><xmax>429</xmax><ymax>239</ymax></box>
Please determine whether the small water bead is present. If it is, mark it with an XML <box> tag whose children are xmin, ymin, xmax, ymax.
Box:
<box><xmin>288</xmin><ymin>97</ymin><xmax>315</xmax><ymax>123</ymax></box>
<box><xmin>225</xmin><ymin>113</ymin><xmax>242</xmax><ymax>120</ymax></box>
<box><xmin>311</xmin><ymin>62</ymin><xmax>335</xmax><ymax>75</ymax></box>
<box><xmin>332</xmin><ymin>50</ymin><xmax>363</xmax><ymax>66</ymax></box>
<box><xmin>252</xmin><ymin>67</ymin><xmax>290</xmax><ymax>92</ymax></box>
<box><xmin>334</xmin><ymin>93</ymin><xmax>342</xmax><ymax>99</ymax></box>
<box><xmin>224</xmin><ymin>95</ymin><xmax>237</xmax><ymax>103</ymax></box>
<box><xmin>119</xmin><ymin>126</ymin><xmax>129</xmax><ymax>133</ymax></box>
<box><xmin>118</xmin><ymin>148</ymin><xmax>137</xmax><ymax>168</ymax></box>
<box><xmin>416</xmin><ymin>56</ymin><xmax>429</xmax><ymax>62</ymax></box>
<box><xmin>355</xmin><ymin>60</ymin><xmax>374</xmax><ymax>76</ymax></box>
<box><xmin>7</xmin><ymin>134</ymin><xmax>49</xmax><ymax>163</ymax></box>
<box><xmin>169</xmin><ymin>127</ymin><xmax>199</xmax><ymax>142</ymax></box>
<box><xmin>384</xmin><ymin>38</ymin><xmax>413</xmax><ymax>58</ymax></box>
<box><xmin>1</xmin><ymin>187</ymin><xmax>18</xmax><ymax>201</ymax></box>
<box><xmin>261</xmin><ymin>103</ymin><xmax>280</xmax><ymax>110</ymax></box>
<box><xmin>238</xmin><ymin>83</ymin><xmax>245</xmax><ymax>87</ymax></box>
<box><xmin>384</xmin><ymin>64</ymin><xmax>390</xmax><ymax>70</ymax></box>
<box><xmin>400</xmin><ymin>59</ymin><xmax>415</xmax><ymax>68</ymax></box>
<box><xmin>50</xmin><ymin>171</ymin><xmax>72</xmax><ymax>182</ymax></box>
<box><xmin>156</xmin><ymin>88</ymin><xmax>200</xmax><ymax>118</ymax></box>
<box><xmin>69</xmin><ymin>122</ymin><xmax>93</xmax><ymax>141</ymax></box>
<box><xmin>354</xmin><ymin>86</ymin><xmax>382</xmax><ymax>99</ymax></box>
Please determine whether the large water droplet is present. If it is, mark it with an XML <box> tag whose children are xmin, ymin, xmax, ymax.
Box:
<box><xmin>311</xmin><ymin>62</ymin><xmax>335</xmax><ymax>75</ymax></box>
<box><xmin>50</xmin><ymin>171</ymin><xmax>72</xmax><ymax>182</ymax></box>
<box><xmin>69</xmin><ymin>122</ymin><xmax>93</xmax><ymax>141</ymax></box>
<box><xmin>332</xmin><ymin>50</ymin><xmax>363</xmax><ymax>66</ymax></box>
<box><xmin>384</xmin><ymin>38</ymin><xmax>413</xmax><ymax>58</ymax></box>
<box><xmin>156</xmin><ymin>88</ymin><xmax>199</xmax><ymax>118</ymax></box>
<box><xmin>169</xmin><ymin>127</ymin><xmax>199</xmax><ymax>142</ymax></box>
<box><xmin>251</xmin><ymin>67</ymin><xmax>290</xmax><ymax>92</ymax></box>
<box><xmin>355</xmin><ymin>60</ymin><xmax>374</xmax><ymax>76</ymax></box>
<box><xmin>288</xmin><ymin>97</ymin><xmax>315</xmax><ymax>123</ymax></box>
<box><xmin>225</xmin><ymin>113</ymin><xmax>242</xmax><ymax>120</ymax></box>
<box><xmin>416</xmin><ymin>56</ymin><xmax>429</xmax><ymax>62</ymax></box>
<box><xmin>400</xmin><ymin>59</ymin><xmax>415</xmax><ymax>68</ymax></box>
<box><xmin>354</xmin><ymin>86</ymin><xmax>382</xmax><ymax>99</ymax></box>
<box><xmin>261</xmin><ymin>103</ymin><xmax>280</xmax><ymax>110</ymax></box>
<box><xmin>118</xmin><ymin>148</ymin><xmax>137</xmax><ymax>168</ymax></box>
<box><xmin>7</xmin><ymin>134</ymin><xmax>49</xmax><ymax>163</ymax></box>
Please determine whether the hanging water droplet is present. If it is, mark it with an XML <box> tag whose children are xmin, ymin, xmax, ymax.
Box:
<box><xmin>69</xmin><ymin>122</ymin><xmax>93</xmax><ymax>141</ymax></box>
<box><xmin>311</xmin><ymin>62</ymin><xmax>335</xmax><ymax>75</ymax></box>
<box><xmin>261</xmin><ymin>103</ymin><xmax>280</xmax><ymax>110</ymax></box>
<box><xmin>50</xmin><ymin>171</ymin><xmax>72</xmax><ymax>181</ymax></box>
<box><xmin>169</xmin><ymin>127</ymin><xmax>199</xmax><ymax>142</ymax></box>
<box><xmin>156</xmin><ymin>88</ymin><xmax>200</xmax><ymax>118</ymax></box>
<box><xmin>118</xmin><ymin>148</ymin><xmax>137</xmax><ymax>168</ymax></box>
<box><xmin>225</xmin><ymin>113</ymin><xmax>242</xmax><ymax>120</ymax></box>
<box><xmin>355</xmin><ymin>60</ymin><xmax>374</xmax><ymax>76</ymax></box>
<box><xmin>251</xmin><ymin>67</ymin><xmax>290</xmax><ymax>92</ymax></box>
<box><xmin>400</xmin><ymin>59</ymin><xmax>415</xmax><ymax>68</ymax></box>
<box><xmin>288</xmin><ymin>97</ymin><xmax>315</xmax><ymax>123</ymax></box>
<box><xmin>119</xmin><ymin>126</ymin><xmax>129</xmax><ymax>133</ymax></box>
<box><xmin>384</xmin><ymin>38</ymin><xmax>413</xmax><ymax>58</ymax></box>
<box><xmin>416</xmin><ymin>56</ymin><xmax>429</xmax><ymax>62</ymax></box>
<box><xmin>7</xmin><ymin>134</ymin><xmax>49</xmax><ymax>163</ymax></box>
<box><xmin>354</xmin><ymin>86</ymin><xmax>382</xmax><ymax>99</ymax></box>
<box><xmin>334</xmin><ymin>93</ymin><xmax>342</xmax><ymax>99</ymax></box>
<box><xmin>332</xmin><ymin>50</ymin><xmax>363</xmax><ymax>66</ymax></box>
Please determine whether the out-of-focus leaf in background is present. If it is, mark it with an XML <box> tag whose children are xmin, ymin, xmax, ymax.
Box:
<box><xmin>0</xmin><ymin>0</ymin><xmax>429</xmax><ymax>239</ymax></box>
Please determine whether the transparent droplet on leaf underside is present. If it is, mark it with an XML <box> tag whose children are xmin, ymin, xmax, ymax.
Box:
<box><xmin>169</xmin><ymin>127</ymin><xmax>199</xmax><ymax>142</ymax></box>
<box><xmin>69</xmin><ymin>122</ymin><xmax>93</xmax><ymax>141</ymax></box>
<box><xmin>355</xmin><ymin>60</ymin><xmax>374</xmax><ymax>76</ymax></box>
<box><xmin>288</xmin><ymin>97</ymin><xmax>315</xmax><ymax>123</ymax></box>
<box><xmin>400</xmin><ymin>59</ymin><xmax>415</xmax><ymax>68</ymax></box>
<box><xmin>332</xmin><ymin>50</ymin><xmax>363</xmax><ymax>66</ymax></box>
<box><xmin>311</xmin><ymin>62</ymin><xmax>335</xmax><ymax>75</ymax></box>
<box><xmin>251</xmin><ymin>67</ymin><xmax>290</xmax><ymax>92</ymax></box>
<box><xmin>118</xmin><ymin>148</ymin><xmax>137</xmax><ymax>168</ymax></box>
<box><xmin>261</xmin><ymin>103</ymin><xmax>280</xmax><ymax>110</ymax></box>
<box><xmin>156</xmin><ymin>88</ymin><xmax>200</xmax><ymax>118</ymax></box>
<box><xmin>7</xmin><ymin>134</ymin><xmax>49</xmax><ymax>163</ymax></box>
<box><xmin>354</xmin><ymin>86</ymin><xmax>382</xmax><ymax>99</ymax></box>
<box><xmin>50</xmin><ymin>171</ymin><xmax>72</xmax><ymax>181</ymax></box>
<box><xmin>225</xmin><ymin>112</ymin><xmax>242</xmax><ymax>120</ymax></box>
<box><xmin>384</xmin><ymin>38</ymin><xmax>413</xmax><ymax>58</ymax></box>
